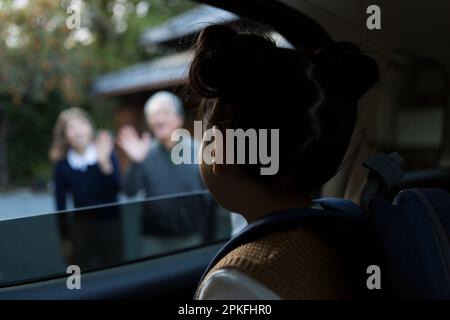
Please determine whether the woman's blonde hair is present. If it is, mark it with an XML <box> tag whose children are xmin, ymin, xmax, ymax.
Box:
<box><xmin>49</xmin><ymin>107</ymin><xmax>96</xmax><ymax>163</ymax></box>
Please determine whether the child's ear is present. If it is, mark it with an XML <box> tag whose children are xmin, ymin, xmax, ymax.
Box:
<box><xmin>211</xmin><ymin>129</ymin><xmax>226</xmax><ymax>176</ymax></box>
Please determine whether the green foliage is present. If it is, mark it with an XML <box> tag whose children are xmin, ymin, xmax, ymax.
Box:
<box><xmin>4</xmin><ymin>93</ymin><xmax>68</xmax><ymax>186</ymax></box>
<box><xmin>0</xmin><ymin>0</ymin><xmax>197</xmax><ymax>187</ymax></box>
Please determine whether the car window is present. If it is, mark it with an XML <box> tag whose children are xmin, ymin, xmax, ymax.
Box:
<box><xmin>0</xmin><ymin>1</ymin><xmax>296</xmax><ymax>287</ymax></box>
<box><xmin>377</xmin><ymin>54</ymin><xmax>448</xmax><ymax>170</ymax></box>
<box><xmin>0</xmin><ymin>191</ymin><xmax>231</xmax><ymax>287</ymax></box>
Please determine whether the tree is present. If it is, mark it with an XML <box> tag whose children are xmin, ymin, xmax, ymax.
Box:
<box><xmin>0</xmin><ymin>0</ymin><xmax>93</xmax><ymax>187</ymax></box>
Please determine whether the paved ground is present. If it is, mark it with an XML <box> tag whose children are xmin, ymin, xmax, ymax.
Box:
<box><xmin>0</xmin><ymin>189</ymin><xmax>56</xmax><ymax>220</ymax></box>
<box><xmin>0</xmin><ymin>189</ymin><xmax>140</xmax><ymax>220</ymax></box>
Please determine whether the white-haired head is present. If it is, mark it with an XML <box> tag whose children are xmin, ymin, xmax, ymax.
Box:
<box><xmin>144</xmin><ymin>91</ymin><xmax>184</xmax><ymax>119</ymax></box>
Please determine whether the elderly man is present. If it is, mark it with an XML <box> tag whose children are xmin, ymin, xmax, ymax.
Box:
<box><xmin>118</xmin><ymin>91</ymin><xmax>219</xmax><ymax>247</ymax></box>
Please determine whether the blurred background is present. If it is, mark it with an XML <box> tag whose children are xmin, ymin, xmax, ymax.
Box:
<box><xmin>0</xmin><ymin>0</ymin><xmax>200</xmax><ymax>218</ymax></box>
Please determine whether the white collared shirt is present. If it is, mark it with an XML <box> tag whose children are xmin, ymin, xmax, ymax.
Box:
<box><xmin>67</xmin><ymin>144</ymin><xmax>98</xmax><ymax>172</ymax></box>
<box><xmin>198</xmin><ymin>269</ymin><xmax>281</xmax><ymax>300</ymax></box>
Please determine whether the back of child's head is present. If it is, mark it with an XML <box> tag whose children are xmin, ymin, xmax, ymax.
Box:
<box><xmin>189</xmin><ymin>25</ymin><xmax>379</xmax><ymax>194</ymax></box>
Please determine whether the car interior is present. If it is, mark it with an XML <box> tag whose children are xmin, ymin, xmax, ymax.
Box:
<box><xmin>0</xmin><ymin>0</ymin><xmax>449</xmax><ymax>300</ymax></box>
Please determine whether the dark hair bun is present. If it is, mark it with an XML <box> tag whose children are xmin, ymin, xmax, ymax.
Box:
<box><xmin>196</xmin><ymin>24</ymin><xmax>239</xmax><ymax>49</ymax></box>
<box><xmin>189</xmin><ymin>25</ymin><xmax>380</xmax><ymax>192</ymax></box>
<box><xmin>189</xmin><ymin>25</ymin><xmax>238</xmax><ymax>98</ymax></box>
<box><xmin>312</xmin><ymin>42</ymin><xmax>379</xmax><ymax>100</ymax></box>
<box><xmin>190</xmin><ymin>25</ymin><xmax>279</xmax><ymax>100</ymax></box>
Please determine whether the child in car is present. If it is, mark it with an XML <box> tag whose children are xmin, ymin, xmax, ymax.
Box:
<box><xmin>189</xmin><ymin>25</ymin><xmax>379</xmax><ymax>299</ymax></box>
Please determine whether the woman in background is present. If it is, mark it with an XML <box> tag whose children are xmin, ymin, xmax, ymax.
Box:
<box><xmin>49</xmin><ymin>107</ymin><xmax>122</xmax><ymax>267</ymax></box>
<box><xmin>50</xmin><ymin>107</ymin><xmax>119</xmax><ymax>211</ymax></box>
